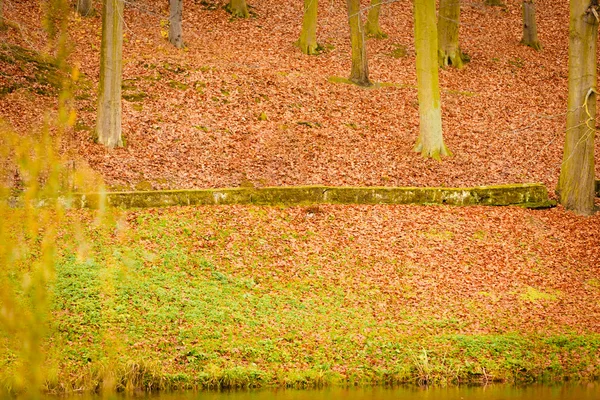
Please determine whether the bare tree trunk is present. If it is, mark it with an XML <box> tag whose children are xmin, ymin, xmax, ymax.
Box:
<box><xmin>365</xmin><ymin>0</ymin><xmax>386</xmax><ymax>38</ymax></box>
<box><xmin>0</xmin><ymin>0</ymin><xmax>5</xmax><ymax>29</ymax></box>
<box><xmin>226</xmin><ymin>0</ymin><xmax>249</xmax><ymax>18</ymax></box>
<box><xmin>557</xmin><ymin>0</ymin><xmax>598</xmax><ymax>215</ymax></box>
<box><xmin>521</xmin><ymin>0</ymin><xmax>541</xmax><ymax>51</ymax></box>
<box><xmin>96</xmin><ymin>0</ymin><xmax>123</xmax><ymax>148</ymax></box>
<box><xmin>169</xmin><ymin>0</ymin><xmax>184</xmax><ymax>48</ymax></box>
<box><xmin>347</xmin><ymin>0</ymin><xmax>371</xmax><ymax>86</ymax></box>
<box><xmin>76</xmin><ymin>0</ymin><xmax>93</xmax><ymax>16</ymax></box>
<box><xmin>297</xmin><ymin>0</ymin><xmax>318</xmax><ymax>55</ymax></box>
<box><xmin>438</xmin><ymin>0</ymin><xmax>467</xmax><ymax>68</ymax></box>
<box><xmin>413</xmin><ymin>0</ymin><xmax>451</xmax><ymax>159</ymax></box>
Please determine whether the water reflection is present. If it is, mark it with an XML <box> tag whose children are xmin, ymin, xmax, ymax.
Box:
<box><xmin>129</xmin><ymin>384</ymin><xmax>600</xmax><ymax>400</ymax></box>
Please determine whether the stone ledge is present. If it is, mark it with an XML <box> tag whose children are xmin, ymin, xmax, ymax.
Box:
<box><xmin>67</xmin><ymin>183</ymin><xmax>555</xmax><ymax>209</ymax></box>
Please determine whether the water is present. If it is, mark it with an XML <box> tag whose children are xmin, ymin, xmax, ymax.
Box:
<box><xmin>137</xmin><ymin>384</ymin><xmax>600</xmax><ymax>400</ymax></box>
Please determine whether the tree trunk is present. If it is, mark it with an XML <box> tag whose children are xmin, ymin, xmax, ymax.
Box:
<box><xmin>76</xmin><ymin>0</ymin><xmax>93</xmax><ymax>16</ymax></box>
<box><xmin>96</xmin><ymin>0</ymin><xmax>123</xmax><ymax>148</ymax></box>
<box><xmin>438</xmin><ymin>0</ymin><xmax>466</xmax><ymax>68</ymax></box>
<box><xmin>297</xmin><ymin>0</ymin><xmax>318</xmax><ymax>55</ymax></box>
<box><xmin>413</xmin><ymin>0</ymin><xmax>451</xmax><ymax>159</ymax></box>
<box><xmin>365</xmin><ymin>0</ymin><xmax>386</xmax><ymax>39</ymax></box>
<box><xmin>226</xmin><ymin>0</ymin><xmax>249</xmax><ymax>18</ymax></box>
<box><xmin>169</xmin><ymin>0</ymin><xmax>184</xmax><ymax>48</ymax></box>
<box><xmin>557</xmin><ymin>0</ymin><xmax>598</xmax><ymax>215</ymax></box>
<box><xmin>347</xmin><ymin>0</ymin><xmax>371</xmax><ymax>86</ymax></box>
<box><xmin>0</xmin><ymin>0</ymin><xmax>5</xmax><ymax>29</ymax></box>
<box><xmin>520</xmin><ymin>0</ymin><xmax>541</xmax><ymax>51</ymax></box>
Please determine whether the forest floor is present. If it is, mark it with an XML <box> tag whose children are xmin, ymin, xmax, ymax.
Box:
<box><xmin>1</xmin><ymin>0</ymin><xmax>600</xmax><ymax>394</ymax></box>
<box><xmin>1</xmin><ymin>0</ymin><xmax>600</xmax><ymax>192</ymax></box>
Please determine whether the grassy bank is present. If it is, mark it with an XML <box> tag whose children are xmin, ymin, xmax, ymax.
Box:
<box><xmin>1</xmin><ymin>204</ymin><xmax>599</xmax><ymax>394</ymax></box>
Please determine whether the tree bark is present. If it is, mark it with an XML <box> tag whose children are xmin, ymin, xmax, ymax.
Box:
<box><xmin>557</xmin><ymin>0</ymin><xmax>598</xmax><ymax>215</ymax></box>
<box><xmin>438</xmin><ymin>0</ymin><xmax>466</xmax><ymax>68</ymax></box>
<box><xmin>76</xmin><ymin>0</ymin><xmax>93</xmax><ymax>16</ymax></box>
<box><xmin>0</xmin><ymin>0</ymin><xmax>5</xmax><ymax>29</ymax></box>
<box><xmin>297</xmin><ymin>0</ymin><xmax>318</xmax><ymax>55</ymax></box>
<box><xmin>226</xmin><ymin>0</ymin><xmax>249</xmax><ymax>18</ymax></box>
<box><xmin>96</xmin><ymin>0</ymin><xmax>123</xmax><ymax>148</ymax></box>
<box><xmin>169</xmin><ymin>0</ymin><xmax>184</xmax><ymax>48</ymax></box>
<box><xmin>520</xmin><ymin>0</ymin><xmax>541</xmax><ymax>51</ymax></box>
<box><xmin>347</xmin><ymin>0</ymin><xmax>371</xmax><ymax>86</ymax></box>
<box><xmin>413</xmin><ymin>0</ymin><xmax>451</xmax><ymax>159</ymax></box>
<box><xmin>365</xmin><ymin>0</ymin><xmax>386</xmax><ymax>39</ymax></box>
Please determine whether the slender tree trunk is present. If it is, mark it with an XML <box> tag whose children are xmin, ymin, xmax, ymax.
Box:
<box><xmin>76</xmin><ymin>0</ymin><xmax>93</xmax><ymax>16</ymax></box>
<box><xmin>438</xmin><ymin>0</ymin><xmax>466</xmax><ymax>68</ymax></box>
<box><xmin>347</xmin><ymin>0</ymin><xmax>371</xmax><ymax>86</ymax></box>
<box><xmin>297</xmin><ymin>0</ymin><xmax>318</xmax><ymax>55</ymax></box>
<box><xmin>169</xmin><ymin>0</ymin><xmax>184</xmax><ymax>48</ymax></box>
<box><xmin>413</xmin><ymin>0</ymin><xmax>451</xmax><ymax>159</ymax></box>
<box><xmin>226</xmin><ymin>0</ymin><xmax>249</xmax><ymax>18</ymax></box>
<box><xmin>520</xmin><ymin>0</ymin><xmax>541</xmax><ymax>51</ymax></box>
<box><xmin>96</xmin><ymin>0</ymin><xmax>123</xmax><ymax>148</ymax></box>
<box><xmin>0</xmin><ymin>0</ymin><xmax>5</xmax><ymax>29</ymax></box>
<box><xmin>557</xmin><ymin>0</ymin><xmax>598</xmax><ymax>215</ymax></box>
<box><xmin>365</xmin><ymin>0</ymin><xmax>386</xmax><ymax>38</ymax></box>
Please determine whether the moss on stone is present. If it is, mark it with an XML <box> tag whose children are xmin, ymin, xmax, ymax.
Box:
<box><xmin>515</xmin><ymin>200</ymin><xmax>557</xmax><ymax>209</ymax></box>
<box><xmin>71</xmin><ymin>183</ymin><xmax>553</xmax><ymax>210</ymax></box>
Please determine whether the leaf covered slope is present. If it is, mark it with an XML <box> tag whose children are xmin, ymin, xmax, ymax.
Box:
<box><xmin>0</xmin><ymin>0</ymin><xmax>598</xmax><ymax>191</ymax></box>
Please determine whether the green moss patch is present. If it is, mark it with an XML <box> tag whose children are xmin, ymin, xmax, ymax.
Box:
<box><xmin>0</xmin><ymin>44</ymin><xmax>63</xmax><ymax>97</ymax></box>
<box><xmin>519</xmin><ymin>286</ymin><xmax>559</xmax><ymax>303</ymax></box>
<box><xmin>122</xmin><ymin>92</ymin><xmax>147</xmax><ymax>102</ymax></box>
<box><xmin>168</xmin><ymin>80</ymin><xmax>189</xmax><ymax>90</ymax></box>
<box><xmin>388</xmin><ymin>44</ymin><xmax>408</xmax><ymax>59</ymax></box>
<box><xmin>121</xmin><ymin>79</ymin><xmax>147</xmax><ymax>102</ymax></box>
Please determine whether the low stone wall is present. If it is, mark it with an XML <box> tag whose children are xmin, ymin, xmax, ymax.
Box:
<box><xmin>70</xmin><ymin>183</ymin><xmax>555</xmax><ymax>209</ymax></box>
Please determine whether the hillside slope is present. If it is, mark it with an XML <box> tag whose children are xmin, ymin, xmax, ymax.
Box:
<box><xmin>1</xmin><ymin>0</ymin><xmax>599</xmax><ymax>192</ymax></box>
